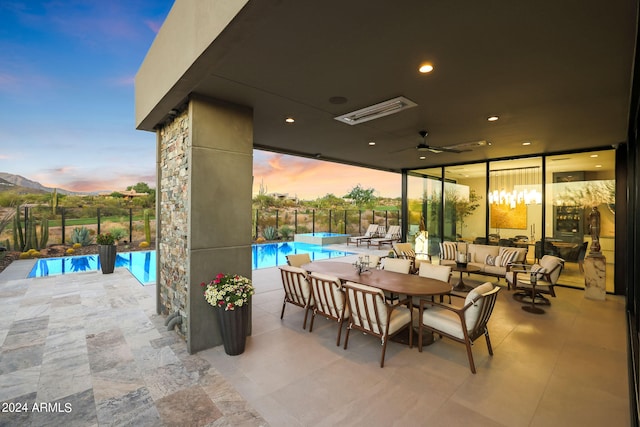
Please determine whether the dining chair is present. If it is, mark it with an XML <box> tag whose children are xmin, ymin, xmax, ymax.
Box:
<box><xmin>393</xmin><ymin>242</ymin><xmax>430</xmax><ymax>273</ymax></box>
<box><xmin>418</xmin><ymin>282</ymin><xmax>499</xmax><ymax>374</ymax></box>
<box><xmin>342</xmin><ymin>281</ymin><xmax>413</xmax><ymax>367</ymax></box>
<box><xmin>381</xmin><ymin>257</ymin><xmax>411</xmax><ymax>274</ymax></box>
<box><xmin>415</xmin><ymin>263</ymin><xmax>453</xmax><ymax>306</ymax></box>
<box><xmin>357</xmin><ymin>254</ymin><xmax>380</xmax><ymax>269</ymax></box>
<box><xmin>286</xmin><ymin>253</ymin><xmax>312</xmax><ymax>267</ymax></box>
<box><xmin>309</xmin><ymin>272</ymin><xmax>349</xmax><ymax>346</ymax></box>
<box><xmin>279</xmin><ymin>265</ymin><xmax>315</xmax><ymax>329</ymax></box>
<box><xmin>380</xmin><ymin>258</ymin><xmax>412</xmax><ymax>303</ymax></box>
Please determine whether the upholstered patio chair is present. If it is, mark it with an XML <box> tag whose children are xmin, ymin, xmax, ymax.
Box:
<box><xmin>393</xmin><ymin>242</ymin><xmax>431</xmax><ymax>273</ymax></box>
<box><xmin>418</xmin><ymin>282</ymin><xmax>499</xmax><ymax>374</ymax></box>
<box><xmin>506</xmin><ymin>255</ymin><xmax>564</xmax><ymax>296</ymax></box>
<box><xmin>414</xmin><ymin>263</ymin><xmax>453</xmax><ymax>306</ymax></box>
<box><xmin>286</xmin><ymin>253</ymin><xmax>312</xmax><ymax>268</ymax></box>
<box><xmin>309</xmin><ymin>272</ymin><xmax>349</xmax><ymax>346</ymax></box>
<box><xmin>357</xmin><ymin>254</ymin><xmax>381</xmax><ymax>269</ymax></box>
<box><xmin>380</xmin><ymin>258</ymin><xmax>412</xmax><ymax>303</ymax></box>
<box><xmin>508</xmin><ymin>255</ymin><xmax>564</xmax><ymax>312</ymax></box>
<box><xmin>342</xmin><ymin>281</ymin><xmax>413</xmax><ymax>367</ymax></box>
<box><xmin>381</xmin><ymin>257</ymin><xmax>412</xmax><ymax>274</ymax></box>
<box><xmin>279</xmin><ymin>265</ymin><xmax>315</xmax><ymax>329</ymax></box>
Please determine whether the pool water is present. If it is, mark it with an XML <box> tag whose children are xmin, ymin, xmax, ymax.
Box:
<box><xmin>252</xmin><ymin>242</ymin><xmax>353</xmax><ymax>269</ymax></box>
<box><xmin>28</xmin><ymin>251</ymin><xmax>156</xmax><ymax>285</ymax></box>
<box><xmin>28</xmin><ymin>242</ymin><xmax>353</xmax><ymax>283</ymax></box>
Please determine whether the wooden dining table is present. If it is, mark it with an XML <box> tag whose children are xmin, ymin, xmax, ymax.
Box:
<box><xmin>300</xmin><ymin>261</ymin><xmax>452</xmax><ymax>298</ymax></box>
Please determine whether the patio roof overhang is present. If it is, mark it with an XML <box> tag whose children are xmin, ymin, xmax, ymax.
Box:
<box><xmin>135</xmin><ymin>0</ymin><xmax>637</xmax><ymax>173</ymax></box>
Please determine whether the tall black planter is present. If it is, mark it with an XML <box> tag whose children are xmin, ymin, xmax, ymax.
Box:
<box><xmin>98</xmin><ymin>244</ymin><xmax>117</xmax><ymax>274</ymax></box>
<box><xmin>216</xmin><ymin>305</ymin><xmax>249</xmax><ymax>355</ymax></box>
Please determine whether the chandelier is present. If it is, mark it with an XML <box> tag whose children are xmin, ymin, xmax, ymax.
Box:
<box><xmin>489</xmin><ymin>166</ymin><xmax>542</xmax><ymax>208</ymax></box>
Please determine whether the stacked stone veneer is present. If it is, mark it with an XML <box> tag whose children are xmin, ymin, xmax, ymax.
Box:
<box><xmin>158</xmin><ymin>111</ymin><xmax>190</xmax><ymax>338</ymax></box>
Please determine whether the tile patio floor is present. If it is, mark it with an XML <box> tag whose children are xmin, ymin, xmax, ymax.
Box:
<box><xmin>0</xmin><ymin>247</ymin><xmax>630</xmax><ymax>426</ymax></box>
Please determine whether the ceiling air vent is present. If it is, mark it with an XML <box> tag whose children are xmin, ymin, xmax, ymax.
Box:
<box><xmin>334</xmin><ymin>96</ymin><xmax>417</xmax><ymax>125</ymax></box>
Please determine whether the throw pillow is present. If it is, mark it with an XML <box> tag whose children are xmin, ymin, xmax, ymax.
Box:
<box><xmin>485</xmin><ymin>254</ymin><xmax>496</xmax><ymax>266</ymax></box>
<box><xmin>531</xmin><ymin>264</ymin><xmax>547</xmax><ymax>280</ymax></box>
<box><xmin>498</xmin><ymin>248</ymin><xmax>519</xmax><ymax>267</ymax></box>
<box><xmin>440</xmin><ymin>242</ymin><xmax>457</xmax><ymax>260</ymax></box>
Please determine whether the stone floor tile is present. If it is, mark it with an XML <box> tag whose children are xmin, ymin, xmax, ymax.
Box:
<box><xmin>155</xmin><ymin>385</ymin><xmax>223</xmax><ymax>427</ymax></box>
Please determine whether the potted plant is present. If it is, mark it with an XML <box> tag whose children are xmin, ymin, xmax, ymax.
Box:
<box><xmin>96</xmin><ymin>232</ymin><xmax>117</xmax><ymax>274</ymax></box>
<box><xmin>202</xmin><ymin>273</ymin><xmax>254</xmax><ymax>355</ymax></box>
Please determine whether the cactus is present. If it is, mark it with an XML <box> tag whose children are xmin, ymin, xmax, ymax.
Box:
<box><xmin>23</xmin><ymin>210</ymin><xmax>37</xmax><ymax>251</ymax></box>
<box><xmin>51</xmin><ymin>188</ymin><xmax>58</xmax><ymax>215</ymax></box>
<box><xmin>12</xmin><ymin>206</ymin><xmax>24</xmax><ymax>251</ymax></box>
<box><xmin>262</xmin><ymin>226</ymin><xmax>277</xmax><ymax>240</ymax></box>
<box><xmin>143</xmin><ymin>209</ymin><xmax>151</xmax><ymax>243</ymax></box>
<box><xmin>39</xmin><ymin>219</ymin><xmax>49</xmax><ymax>249</ymax></box>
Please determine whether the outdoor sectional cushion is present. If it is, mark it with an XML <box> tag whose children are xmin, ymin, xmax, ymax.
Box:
<box><xmin>464</xmin><ymin>244</ymin><xmax>528</xmax><ymax>279</ymax></box>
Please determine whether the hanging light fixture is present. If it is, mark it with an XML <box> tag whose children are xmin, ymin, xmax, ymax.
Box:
<box><xmin>489</xmin><ymin>166</ymin><xmax>541</xmax><ymax>208</ymax></box>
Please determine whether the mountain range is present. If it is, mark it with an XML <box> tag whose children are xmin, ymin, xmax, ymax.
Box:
<box><xmin>0</xmin><ymin>172</ymin><xmax>91</xmax><ymax>195</ymax></box>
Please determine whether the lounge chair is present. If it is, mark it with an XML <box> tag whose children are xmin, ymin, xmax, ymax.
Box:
<box><xmin>347</xmin><ymin>224</ymin><xmax>380</xmax><ymax>246</ymax></box>
<box><xmin>367</xmin><ymin>225</ymin><xmax>401</xmax><ymax>248</ymax></box>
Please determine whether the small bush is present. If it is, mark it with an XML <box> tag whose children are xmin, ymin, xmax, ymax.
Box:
<box><xmin>66</xmin><ymin>248</ymin><xmax>75</xmax><ymax>255</ymax></box>
<box><xmin>73</xmin><ymin>243</ymin><xmax>82</xmax><ymax>249</ymax></box>
<box><xmin>19</xmin><ymin>252</ymin><xmax>30</xmax><ymax>259</ymax></box>
<box><xmin>255</xmin><ymin>237</ymin><xmax>266</xmax><ymax>243</ymax></box>
<box><xmin>139</xmin><ymin>241</ymin><xmax>149</xmax><ymax>248</ymax></box>
<box><xmin>279</xmin><ymin>225</ymin><xmax>294</xmax><ymax>241</ymax></box>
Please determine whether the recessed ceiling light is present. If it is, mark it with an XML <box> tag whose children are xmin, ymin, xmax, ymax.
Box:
<box><xmin>419</xmin><ymin>63</ymin><xmax>434</xmax><ymax>73</ymax></box>
<box><xmin>595</xmin><ymin>164</ymin><xmax>602</xmax><ymax>168</ymax></box>
<box><xmin>368</xmin><ymin>141</ymin><xmax>376</xmax><ymax>146</ymax></box>
<box><xmin>285</xmin><ymin>117</ymin><xmax>295</xmax><ymax>123</ymax></box>
<box><xmin>522</xmin><ymin>141</ymin><xmax>531</xmax><ymax>146</ymax></box>
<box><xmin>419</xmin><ymin>156</ymin><xmax>426</xmax><ymax>160</ymax></box>
<box><xmin>487</xmin><ymin>116</ymin><xmax>499</xmax><ymax>122</ymax></box>
<box><xmin>590</xmin><ymin>154</ymin><xmax>599</xmax><ymax>158</ymax></box>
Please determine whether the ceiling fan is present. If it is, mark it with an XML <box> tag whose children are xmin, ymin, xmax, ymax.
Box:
<box><xmin>394</xmin><ymin>130</ymin><xmax>488</xmax><ymax>154</ymax></box>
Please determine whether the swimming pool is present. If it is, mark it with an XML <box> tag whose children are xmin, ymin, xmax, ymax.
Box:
<box><xmin>252</xmin><ymin>241</ymin><xmax>353</xmax><ymax>269</ymax></box>
<box><xmin>28</xmin><ymin>242</ymin><xmax>353</xmax><ymax>282</ymax></box>
<box><xmin>28</xmin><ymin>251</ymin><xmax>156</xmax><ymax>285</ymax></box>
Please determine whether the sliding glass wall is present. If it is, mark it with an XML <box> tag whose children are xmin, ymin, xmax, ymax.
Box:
<box><xmin>545</xmin><ymin>150</ymin><xmax>615</xmax><ymax>291</ymax></box>
<box><xmin>404</xmin><ymin>149</ymin><xmax>616</xmax><ymax>289</ymax></box>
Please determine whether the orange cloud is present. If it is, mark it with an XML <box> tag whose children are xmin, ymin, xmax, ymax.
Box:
<box><xmin>253</xmin><ymin>151</ymin><xmax>400</xmax><ymax>199</ymax></box>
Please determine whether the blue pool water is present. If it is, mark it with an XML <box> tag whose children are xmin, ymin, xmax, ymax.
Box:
<box><xmin>28</xmin><ymin>242</ymin><xmax>353</xmax><ymax>282</ymax></box>
<box><xmin>252</xmin><ymin>242</ymin><xmax>353</xmax><ymax>269</ymax></box>
<box><xmin>28</xmin><ymin>251</ymin><xmax>156</xmax><ymax>285</ymax></box>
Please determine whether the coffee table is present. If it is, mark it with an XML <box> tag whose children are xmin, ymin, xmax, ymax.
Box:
<box><xmin>450</xmin><ymin>264</ymin><xmax>481</xmax><ymax>292</ymax></box>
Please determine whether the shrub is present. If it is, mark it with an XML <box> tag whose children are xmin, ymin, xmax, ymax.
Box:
<box><xmin>66</xmin><ymin>248</ymin><xmax>75</xmax><ymax>255</ymax></box>
<box><xmin>279</xmin><ymin>225</ymin><xmax>294</xmax><ymax>241</ymax></box>
<box><xmin>139</xmin><ymin>241</ymin><xmax>149</xmax><ymax>248</ymax></box>
<box><xmin>73</xmin><ymin>243</ymin><xmax>82</xmax><ymax>249</ymax></box>
<box><xmin>19</xmin><ymin>252</ymin><xmax>30</xmax><ymax>259</ymax></box>
<box><xmin>96</xmin><ymin>232</ymin><xmax>115</xmax><ymax>245</ymax></box>
<box><xmin>255</xmin><ymin>237</ymin><xmax>266</xmax><ymax>243</ymax></box>
<box><xmin>109</xmin><ymin>227</ymin><xmax>127</xmax><ymax>242</ymax></box>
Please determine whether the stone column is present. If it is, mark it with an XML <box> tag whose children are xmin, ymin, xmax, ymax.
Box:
<box><xmin>157</xmin><ymin>94</ymin><xmax>253</xmax><ymax>354</ymax></box>
<box><xmin>584</xmin><ymin>254</ymin><xmax>606</xmax><ymax>301</ymax></box>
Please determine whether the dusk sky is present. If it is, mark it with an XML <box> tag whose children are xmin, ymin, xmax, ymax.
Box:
<box><xmin>0</xmin><ymin>1</ymin><xmax>400</xmax><ymax>199</ymax></box>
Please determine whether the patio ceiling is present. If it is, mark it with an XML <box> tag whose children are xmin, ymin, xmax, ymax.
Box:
<box><xmin>137</xmin><ymin>0</ymin><xmax>636</xmax><ymax>173</ymax></box>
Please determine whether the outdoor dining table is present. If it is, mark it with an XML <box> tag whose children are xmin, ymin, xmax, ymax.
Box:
<box><xmin>301</xmin><ymin>261</ymin><xmax>452</xmax><ymax>345</ymax></box>
<box><xmin>300</xmin><ymin>261</ymin><xmax>452</xmax><ymax>299</ymax></box>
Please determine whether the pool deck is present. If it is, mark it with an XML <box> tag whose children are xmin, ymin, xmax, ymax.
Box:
<box><xmin>2</xmin><ymin>244</ymin><xmax>627</xmax><ymax>426</ymax></box>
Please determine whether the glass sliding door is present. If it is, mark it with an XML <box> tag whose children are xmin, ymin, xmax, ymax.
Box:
<box><xmin>545</xmin><ymin>150</ymin><xmax>615</xmax><ymax>290</ymax></box>
<box><xmin>407</xmin><ymin>168</ymin><xmax>442</xmax><ymax>257</ymax></box>
<box><xmin>444</xmin><ymin>163</ymin><xmax>487</xmax><ymax>244</ymax></box>
<box><xmin>488</xmin><ymin>158</ymin><xmax>542</xmax><ymax>262</ymax></box>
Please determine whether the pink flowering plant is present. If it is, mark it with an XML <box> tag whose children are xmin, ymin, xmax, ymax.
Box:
<box><xmin>202</xmin><ymin>273</ymin><xmax>254</xmax><ymax>311</ymax></box>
